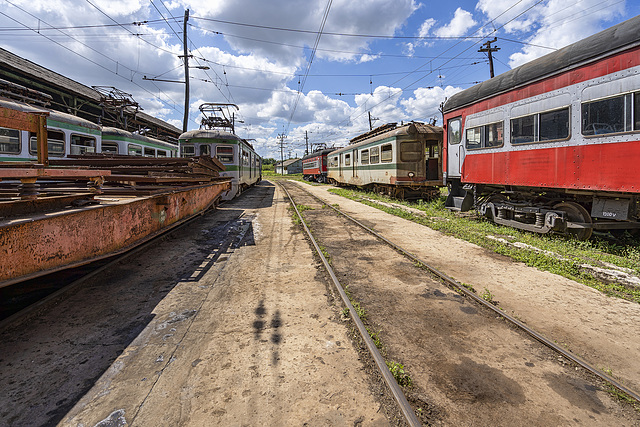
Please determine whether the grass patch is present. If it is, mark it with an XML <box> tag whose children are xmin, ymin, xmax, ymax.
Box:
<box><xmin>328</xmin><ymin>188</ymin><xmax>640</xmax><ymax>304</ymax></box>
<box><xmin>386</xmin><ymin>361</ymin><xmax>413</xmax><ymax>387</ymax></box>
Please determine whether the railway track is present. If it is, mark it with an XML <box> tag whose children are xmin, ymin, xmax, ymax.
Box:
<box><xmin>279</xmin><ymin>180</ymin><xmax>640</xmax><ymax>426</ymax></box>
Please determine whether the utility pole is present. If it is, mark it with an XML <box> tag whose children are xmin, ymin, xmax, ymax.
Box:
<box><xmin>478</xmin><ymin>37</ymin><xmax>500</xmax><ymax>78</ymax></box>
<box><xmin>278</xmin><ymin>133</ymin><xmax>287</xmax><ymax>175</ymax></box>
<box><xmin>305</xmin><ymin>130</ymin><xmax>309</xmax><ymax>156</ymax></box>
<box><xmin>368</xmin><ymin>111</ymin><xmax>378</xmax><ymax>130</ymax></box>
<box><xmin>182</xmin><ymin>9</ymin><xmax>190</xmax><ymax>132</ymax></box>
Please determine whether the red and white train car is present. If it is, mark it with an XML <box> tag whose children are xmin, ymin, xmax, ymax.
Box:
<box><xmin>302</xmin><ymin>148</ymin><xmax>334</xmax><ymax>183</ymax></box>
<box><xmin>443</xmin><ymin>15</ymin><xmax>640</xmax><ymax>239</ymax></box>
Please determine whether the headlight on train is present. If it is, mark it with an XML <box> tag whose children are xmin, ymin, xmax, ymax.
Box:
<box><xmin>408</xmin><ymin>172</ymin><xmax>415</xmax><ymax>178</ymax></box>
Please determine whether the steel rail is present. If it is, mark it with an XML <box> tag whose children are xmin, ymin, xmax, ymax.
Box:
<box><xmin>278</xmin><ymin>181</ymin><xmax>422</xmax><ymax>427</ymax></box>
<box><xmin>288</xmin><ymin>181</ymin><xmax>640</xmax><ymax>405</ymax></box>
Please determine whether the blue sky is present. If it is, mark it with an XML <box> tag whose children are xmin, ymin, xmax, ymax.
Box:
<box><xmin>0</xmin><ymin>0</ymin><xmax>637</xmax><ymax>159</ymax></box>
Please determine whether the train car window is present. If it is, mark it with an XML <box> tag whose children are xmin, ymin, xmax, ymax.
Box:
<box><xmin>361</xmin><ymin>149</ymin><xmax>369</xmax><ymax>165</ymax></box>
<box><xmin>216</xmin><ymin>145</ymin><xmax>234</xmax><ymax>163</ymax></box>
<box><xmin>0</xmin><ymin>127</ymin><xmax>20</xmax><ymax>153</ymax></box>
<box><xmin>465</xmin><ymin>127</ymin><xmax>482</xmax><ymax>150</ymax></box>
<box><xmin>200</xmin><ymin>144</ymin><xmax>211</xmax><ymax>156</ymax></box>
<box><xmin>144</xmin><ymin>147</ymin><xmax>155</xmax><ymax>157</ymax></box>
<box><xmin>400</xmin><ymin>142</ymin><xmax>422</xmax><ymax>162</ymax></box>
<box><xmin>242</xmin><ymin>150</ymin><xmax>250</xmax><ymax>166</ymax></box>
<box><xmin>370</xmin><ymin>147</ymin><xmax>380</xmax><ymax>163</ymax></box>
<box><xmin>128</xmin><ymin>144</ymin><xmax>143</xmax><ymax>156</ymax></box>
<box><xmin>381</xmin><ymin>144</ymin><xmax>393</xmax><ymax>163</ymax></box>
<box><xmin>485</xmin><ymin>122</ymin><xmax>504</xmax><ymax>147</ymax></box>
<box><xmin>582</xmin><ymin>94</ymin><xmax>632</xmax><ymax>135</ymax></box>
<box><xmin>447</xmin><ymin>118</ymin><xmax>462</xmax><ymax>144</ymax></box>
<box><xmin>511</xmin><ymin>115</ymin><xmax>537</xmax><ymax>144</ymax></box>
<box><xmin>540</xmin><ymin>108</ymin><xmax>569</xmax><ymax>141</ymax></box>
<box><xmin>182</xmin><ymin>144</ymin><xmax>196</xmax><ymax>157</ymax></box>
<box><xmin>29</xmin><ymin>129</ymin><xmax>65</xmax><ymax>156</ymax></box>
<box><xmin>329</xmin><ymin>156</ymin><xmax>338</xmax><ymax>167</ymax></box>
<box><xmin>345</xmin><ymin>153</ymin><xmax>351</xmax><ymax>166</ymax></box>
<box><xmin>101</xmin><ymin>142</ymin><xmax>119</xmax><ymax>154</ymax></box>
<box><xmin>71</xmin><ymin>134</ymin><xmax>96</xmax><ymax>155</ymax></box>
<box><xmin>157</xmin><ymin>150</ymin><xmax>167</xmax><ymax>157</ymax></box>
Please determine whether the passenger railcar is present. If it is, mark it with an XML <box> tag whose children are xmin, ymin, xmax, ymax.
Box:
<box><xmin>302</xmin><ymin>148</ymin><xmax>334</xmax><ymax>183</ymax></box>
<box><xmin>178</xmin><ymin>129</ymin><xmax>261</xmax><ymax>200</ymax></box>
<box><xmin>443</xmin><ymin>15</ymin><xmax>640</xmax><ymax>239</ymax></box>
<box><xmin>101</xmin><ymin>127</ymin><xmax>177</xmax><ymax>157</ymax></box>
<box><xmin>327</xmin><ymin>122</ymin><xmax>443</xmax><ymax>199</ymax></box>
<box><xmin>0</xmin><ymin>96</ymin><xmax>101</xmax><ymax>161</ymax></box>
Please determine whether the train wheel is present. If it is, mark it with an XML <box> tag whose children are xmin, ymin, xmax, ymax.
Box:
<box><xmin>554</xmin><ymin>202</ymin><xmax>592</xmax><ymax>240</ymax></box>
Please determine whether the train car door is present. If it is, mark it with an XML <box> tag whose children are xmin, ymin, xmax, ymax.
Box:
<box><xmin>339</xmin><ymin>153</ymin><xmax>344</xmax><ymax>178</ymax></box>
<box><xmin>446</xmin><ymin>117</ymin><xmax>463</xmax><ymax>178</ymax></box>
<box><xmin>352</xmin><ymin>149</ymin><xmax>358</xmax><ymax>179</ymax></box>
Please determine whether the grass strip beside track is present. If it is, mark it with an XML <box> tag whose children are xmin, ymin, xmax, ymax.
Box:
<box><xmin>328</xmin><ymin>187</ymin><xmax>640</xmax><ymax>304</ymax></box>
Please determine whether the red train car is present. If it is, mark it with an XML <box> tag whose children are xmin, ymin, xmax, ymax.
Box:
<box><xmin>302</xmin><ymin>148</ymin><xmax>334</xmax><ymax>183</ymax></box>
<box><xmin>443</xmin><ymin>15</ymin><xmax>640</xmax><ymax>239</ymax></box>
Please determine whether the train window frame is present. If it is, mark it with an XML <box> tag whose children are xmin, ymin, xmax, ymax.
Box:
<box><xmin>128</xmin><ymin>144</ymin><xmax>143</xmax><ymax>156</ymax></box>
<box><xmin>581</xmin><ymin>92</ymin><xmax>639</xmax><ymax>136</ymax></box>
<box><xmin>0</xmin><ymin>127</ymin><xmax>21</xmax><ymax>154</ymax></box>
<box><xmin>200</xmin><ymin>144</ymin><xmax>211</xmax><ymax>156</ymax></box>
<box><xmin>70</xmin><ymin>134</ymin><xmax>96</xmax><ymax>155</ymax></box>
<box><xmin>381</xmin><ymin>144</ymin><xmax>393</xmax><ymax>163</ymax></box>
<box><xmin>400</xmin><ymin>141</ymin><xmax>422</xmax><ymax>162</ymax></box>
<box><xmin>447</xmin><ymin>117</ymin><xmax>462</xmax><ymax>145</ymax></box>
<box><xmin>101</xmin><ymin>141</ymin><xmax>119</xmax><ymax>154</ymax></box>
<box><xmin>370</xmin><ymin>146</ymin><xmax>380</xmax><ymax>163</ymax></box>
<box><xmin>465</xmin><ymin>121</ymin><xmax>504</xmax><ymax>150</ymax></box>
<box><xmin>329</xmin><ymin>156</ymin><xmax>339</xmax><ymax>167</ymax></box>
<box><xmin>242</xmin><ymin>150</ymin><xmax>250</xmax><ymax>167</ymax></box>
<box><xmin>345</xmin><ymin>153</ymin><xmax>351</xmax><ymax>166</ymax></box>
<box><xmin>157</xmin><ymin>149</ymin><xmax>167</xmax><ymax>157</ymax></box>
<box><xmin>144</xmin><ymin>147</ymin><xmax>155</xmax><ymax>157</ymax></box>
<box><xmin>511</xmin><ymin>107</ymin><xmax>570</xmax><ymax>145</ymax></box>
<box><xmin>29</xmin><ymin>129</ymin><xmax>65</xmax><ymax>156</ymax></box>
<box><xmin>361</xmin><ymin>149</ymin><xmax>369</xmax><ymax>165</ymax></box>
<box><xmin>216</xmin><ymin>145</ymin><xmax>234</xmax><ymax>163</ymax></box>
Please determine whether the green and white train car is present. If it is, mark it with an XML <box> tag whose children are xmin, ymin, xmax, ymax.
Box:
<box><xmin>100</xmin><ymin>127</ymin><xmax>178</xmax><ymax>158</ymax></box>
<box><xmin>178</xmin><ymin>129</ymin><xmax>262</xmax><ymax>200</ymax></box>
<box><xmin>0</xmin><ymin>96</ymin><xmax>101</xmax><ymax>161</ymax></box>
<box><xmin>327</xmin><ymin>122</ymin><xmax>443</xmax><ymax>199</ymax></box>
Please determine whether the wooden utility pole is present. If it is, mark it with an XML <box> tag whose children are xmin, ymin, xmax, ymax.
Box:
<box><xmin>479</xmin><ymin>38</ymin><xmax>500</xmax><ymax>78</ymax></box>
<box><xmin>182</xmin><ymin>9</ymin><xmax>190</xmax><ymax>132</ymax></box>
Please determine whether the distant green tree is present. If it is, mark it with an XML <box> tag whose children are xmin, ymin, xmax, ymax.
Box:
<box><xmin>262</xmin><ymin>158</ymin><xmax>277</xmax><ymax>165</ymax></box>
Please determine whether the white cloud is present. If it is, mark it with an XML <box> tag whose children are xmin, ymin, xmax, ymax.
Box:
<box><xmin>434</xmin><ymin>8</ymin><xmax>477</xmax><ymax>38</ymax></box>
<box><xmin>401</xmin><ymin>85</ymin><xmax>463</xmax><ymax>124</ymax></box>
<box><xmin>418</xmin><ymin>18</ymin><xmax>436</xmax><ymax>38</ymax></box>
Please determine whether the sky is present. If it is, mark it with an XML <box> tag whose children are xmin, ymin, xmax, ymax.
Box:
<box><xmin>0</xmin><ymin>0</ymin><xmax>637</xmax><ymax>160</ymax></box>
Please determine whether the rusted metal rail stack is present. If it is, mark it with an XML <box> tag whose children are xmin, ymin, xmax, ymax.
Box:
<box><xmin>0</xmin><ymin>105</ymin><xmax>232</xmax><ymax>288</ymax></box>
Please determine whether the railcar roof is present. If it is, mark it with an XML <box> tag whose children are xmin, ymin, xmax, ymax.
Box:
<box><xmin>178</xmin><ymin>129</ymin><xmax>242</xmax><ymax>142</ymax></box>
<box><xmin>102</xmin><ymin>126</ymin><xmax>177</xmax><ymax>147</ymax></box>
<box><xmin>330</xmin><ymin>122</ymin><xmax>442</xmax><ymax>155</ymax></box>
<box><xmin>301</xmin><ymin>148</ymin><xmax>335</xmax><ymax>161</ymax></box>
<box><xmin>443</xmin><ymin>14</ymin><xmax>640</xmax><ymax>113</ymax></box>
<box><xmin>0</xmin><ymin>96</ymin><xmax>101</xmax><ymax>130</ymax></box>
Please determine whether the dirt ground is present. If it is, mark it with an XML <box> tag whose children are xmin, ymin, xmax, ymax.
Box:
<box><xmin>298</xmin><ymin>182</ymin><xmax>640</xmax><ymax>396</ymax></box>
<box><xmin>2</xmin><ymin>178</ymin><xmax>639</xmax><ymax>426</ymax></box>
<box><xmin>0</xmin><ymin>181</ymin><xmax>390</xmax><ymax>426</ymax></box>
<box><xmin>284</xmin><ymin>181</ymin><xmax>639</xmax><ymax>426</ymax></box>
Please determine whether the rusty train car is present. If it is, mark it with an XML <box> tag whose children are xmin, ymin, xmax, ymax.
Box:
<box><xmin>443</xmin><ymin>15</ymin><xmax>640</xmax><ymax>239</ymax></box>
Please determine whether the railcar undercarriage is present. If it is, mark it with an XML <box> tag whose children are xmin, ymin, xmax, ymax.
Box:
<box><xmin>446</xmin><ymin>182</ymin><xmax>640</xmax><ymax>240</ymax></box>
<box><xmin>328</xmin><ymin>180</ymin><xmax>440</xmax><ymax>200</ymax></box>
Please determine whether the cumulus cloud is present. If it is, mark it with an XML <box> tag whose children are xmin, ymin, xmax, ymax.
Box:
<box><xmin>401</xmin><ymin>85</ymin><xmax>463</xmax><ymax>124</ymax></box>
<box><xmin>434</xmin><ymin>8</ymin><xmax>477</xmax><ymax>38</ymax></box>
